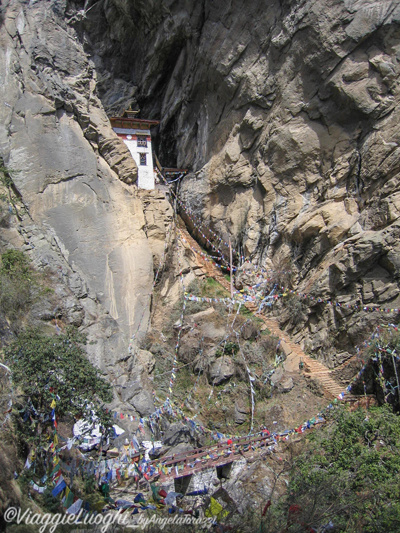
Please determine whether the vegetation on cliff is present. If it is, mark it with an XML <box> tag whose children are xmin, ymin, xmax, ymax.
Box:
<box><xmin>281</xmin><ymin>405</ymin><xmax>400</xmax><ymax>533</ymax></box>
<box><xmin>6</xmin><ymin>327</ymin><xmax>113</xmax><ymax>447</ymax></box>
<box><xmin>0</xmin><ymin>249</ymin><xmax>114</xmax><ymax>527</ymax></box>
<box><xmin>0</xmin><ymin>249</ymin><xmax>35</xmax><ymax>328</ymax></box>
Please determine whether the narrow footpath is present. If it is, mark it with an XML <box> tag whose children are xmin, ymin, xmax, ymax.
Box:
<box><xmin>178</xmin><ymin>221</ymin><xmax>353</xmax><ymax>400</ymax></box>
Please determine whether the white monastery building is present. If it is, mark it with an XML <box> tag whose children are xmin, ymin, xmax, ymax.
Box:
<box><xmin>110</xmin><ymin>112</ymin><xmax>159</xmax><ymax>190</ymax></box>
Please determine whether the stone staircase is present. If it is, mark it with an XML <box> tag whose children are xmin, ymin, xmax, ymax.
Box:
<box><xmin>301</xmin><ymin>358</ymin><xmax>346</xmax><ymax>398</ymax></box>
<box><xmin>178</xmin><ymin>221</ymin><xmax>351</xmax><ymax>400</ymax></box>
<box><xmin>252</xmin><ymin>307</ymin><xmax>345</xmax><ymax>398</ymax></box>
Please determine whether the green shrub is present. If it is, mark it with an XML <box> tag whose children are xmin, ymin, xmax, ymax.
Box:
<box><xmin>0</xmin><ymin>249</ymin><xmax>33</xmax><ymax>323</ymax></box>
<box><xmin>284</xmin><ymin>405</ymin><xmax>400</xmax><ymax>533</ymax></box>
<box><xmin>201</xmin><ymin>277</ymin><xmax>229</xmax><ymax>298</ymax></box>
<box><xmin>216</xmin><ymin>341</ymin><xmax>238</xmax><ymax>358</ymax></box>
<box><xmin>6</xmin><ymin>327</ymin><xmax>113</xmax><ymax>447</ymax></box>
<box><xmin>0</xmin><ymin>249</ymin><xmax>30</xmax><ymax>275</ymax></box>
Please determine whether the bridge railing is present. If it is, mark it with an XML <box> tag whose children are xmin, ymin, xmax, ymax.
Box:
<box><xmin>147</xmin><ymin>432</ymin><xmax>274</xmax><ymax>474</ymax></box>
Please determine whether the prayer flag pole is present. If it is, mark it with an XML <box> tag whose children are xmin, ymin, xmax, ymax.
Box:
<box><xmin>229</xmin><ymin>238</ymin><xmax>233</xmax><ymax>299</ymax></box>
<box><xmin>391</xmin><ymin>351</ymin><xmax>400</xmax><ymax>403</ymax></box>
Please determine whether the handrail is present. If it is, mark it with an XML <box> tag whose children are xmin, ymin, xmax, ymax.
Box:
<box><xmin>148</xmin><ymin>433</ymin><xmax>273</xmax><ymax>469</ymax></box>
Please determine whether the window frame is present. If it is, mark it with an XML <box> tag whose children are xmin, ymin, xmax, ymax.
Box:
<box><xmin>137</xmin><ymin>135</ymin><xmax>147</xmax><ymax>147</ymax></box>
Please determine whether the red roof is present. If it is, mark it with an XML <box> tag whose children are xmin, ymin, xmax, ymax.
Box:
<box><xmin>110</xmin><ymin>117</ymin><xmax>160</xmax><ymax>129</ymax></box>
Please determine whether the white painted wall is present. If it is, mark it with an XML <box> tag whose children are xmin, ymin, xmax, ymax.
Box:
<box><xmin>113</xmin><ymin>127</ymin><xmax>155</xmax><ymax>190</ymax></box>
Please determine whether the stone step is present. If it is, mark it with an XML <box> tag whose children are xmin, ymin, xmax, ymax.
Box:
<box><xmin>313</xmin><ymin>377</ymin><xmax>336</xmax><ymax>382</ymax></box>
<box><xmin>179</xmin><ymin>222</ymin><xmax>351</xmax><ymax>400</ymax></box>
<box><xmin>324</xmin><ymin>383</ymin><xmax>345</xmax><ymax>390</ymax></box>
<box><xmin>325</xmin><ymin>385</ymin><xmax>345</xmax><ymax>392</ymax></box>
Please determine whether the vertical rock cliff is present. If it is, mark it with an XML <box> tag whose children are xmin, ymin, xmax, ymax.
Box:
<box><xmin>1</xmin><ymin>0</ymin><xmax>400</xmax><ymax>377</ymax></box>
<box><xmin>78</xmin><ymin>0</ymin><xmax>400</xmax><ymax>360</ymax></box>
<box><xmin>0</xmin><ymin>0</ymin><xmax>172</xmax><ymax>416</ymax></box>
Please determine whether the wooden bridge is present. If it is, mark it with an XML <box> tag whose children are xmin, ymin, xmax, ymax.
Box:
<box><xmin>146</xmin><ymin>432</ymin><xmax>276</xmax><ymax>482</ymax></box>
<box><xmin>109</xmin><ymin>211</ymin><xmax>372</xmax><ymax>496</ymax></box>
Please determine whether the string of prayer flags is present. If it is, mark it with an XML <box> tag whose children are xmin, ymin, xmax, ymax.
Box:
<box><xmin>0</xmin><ymin>363</ymin><xmax>13</xmax><ymax>431</ymax></box>
<box><xmin>168</xmin><ymin>242</ymin><xmax>187</xmax><ymax>397</ymax></box>
<box><xmin>270</xmin><ymin>288</ymin><xmax>400</xmax><ymax>314</ymax></box>
<box><xmin>62</xmin><ymin>486</ymin><xmax>74</xmax><ymax>509</ymax></box>
<box><xmin>192</xmin><ymin>280</ymin><xmax>400</xmax><ymax>315</ymax></box>
<box><xmin>234</xmin><ymin>327</ymin><xmax>256</xmax><ymax>434</ymax></box>
<box><xmin>184</xmin><ymin>293</ymin><xmax>240</xmax><ymax>305</ymax></box>
<box><xmin>179</xmin><ymin>233</ymin><xmax>236</xmax><ymax>271</ymax></box>
<box><xmin>181</xmin><ymin>338</ymin><xmax>205</xmax><ymax>409</ymax></box>
<box><xmin>30</xmin><ymin>481</ymin><xmax>46</xmax><ymax>494</ymax></box>
<box><xmin>37</xmin><ymin>455</ymin><xmax>97</xmax><ymax>517</ymax></box>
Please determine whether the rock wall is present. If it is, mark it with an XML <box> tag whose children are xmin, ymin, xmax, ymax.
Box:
<box><xmin>78</xmin><ymin>0</ymin><xmax>400</xmax><ymax>360</ymax></box>
<box><xmin>0</xmin><ymin>0</ymin><xmax>172</xmax><ymax>415</ymax></box>
<box><xmin>1</xmin><ymin>0</ymin><xmax>400</xmax><ymax>375</ymax></box>
<box><xmin>0</xmin><ymin>0</ymin><xmax>399</xmax><ymax>518</ymax></box>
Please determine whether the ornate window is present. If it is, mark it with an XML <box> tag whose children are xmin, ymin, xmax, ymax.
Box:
<box><xmin>137</xmin><ymin>135</ymin><xmax>147</xmax><ymax>147</ymax></box>
<box><xmin>139</xmin><ymin>153</ymin><xmax>147</xmax><ymax>166</ymax></box>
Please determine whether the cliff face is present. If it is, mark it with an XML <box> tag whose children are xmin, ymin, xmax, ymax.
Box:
<box><xmin>0</xmin><ymin>0</ymin><xmax>399</xmax><ymax>520</ymax></box>
<box><xmin>80</xmin><ymin>0</ymin><xmax>400</xmax><ymax>359</ymax></box>
<box><xmin>1</xmin><ymin>0</ymin><xmax>400</xmax><ymax>370</ymax></box>
<box><xmin>0</xmin><ymin>0</ymin><xmax>173</xmax><ymax>416</ymax></box>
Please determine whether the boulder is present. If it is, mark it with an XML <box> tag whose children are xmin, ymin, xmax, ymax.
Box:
<box><xmin>200</xmin><ymin>322</ymin><xmax>227</xmax><ymax>343</ymax></box>
<box><xmin>179</xmin><ymin>333</ymin><xmax>202</xmax><ymax>364</ymax></box>
<box><xmin>241</xmin><ymin>321</ymin><xmax>259</xmax><ymax>341</ymax></box>
<box><xmin>128</xmin><ymin>390</ymin><xmax>155</xmax><ymax>417</ymax></box>
<box><xmin>134</xmin><ymin>349</ymin><xmax>155</xmax><ymax>375</ymax></box>
<box><xmin>119</xmin><ymin>370</ymin><xmax>155</xmax><ymax>417</ymax></box>
<box><xmin>186</xmin><ymin>307</ymin><xmax>216</xmax><ymax>324</ymax></box>
<box><xmin>208</xmin><ymin>357</ymin><xmax>235</xmax><ymax>385</ymax></box>
<box><xmin>163</xmin><ymin>423</ymin><xmax>193</xmax><ymax>447</ymax></box>
<box><xmin>234</xmin><ymin>399</ymin><xmax>249</xmax><ymax>425</ymax></box>
<box><xmin>279</xmin><ymin>377</ymin><xmax>294</xmax><ymax>393</ymax></box>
